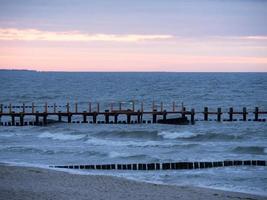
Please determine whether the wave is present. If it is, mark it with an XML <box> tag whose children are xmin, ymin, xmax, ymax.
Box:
<box><xmin>93</xmin><ymin>130</ymin><xmax>242</xmax><ymax>142</ymax></box>
<box><xmin>232</xmin><ymin>146</ymin><xmax>267</xmax><ymax>155</ymax></box>
<box><xmin>158</xmin><ymin>131</ymin><xmax>199</xmax><ymax>139</ymax></box>
<box><xmin>93</xmin><ymin>130</ymin><xmax>160</xmax><ymax>140</ymax></box>
<box><xmin>158</xmin><ymin>131</ymin><xmax>243</xmax><ymax>141</ymax></box>
<box><xmin>0</xmin><ymin>146</ymin><xmax>58</xmax><ymax>155</ymax></box>
<box><xmin>38</xmin><ymin>131</ymin><xmax>86</xmax><ymax>141</ymax></box>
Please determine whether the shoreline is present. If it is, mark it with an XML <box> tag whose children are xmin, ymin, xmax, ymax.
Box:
<box><xmin>0</xmin><ymin>164</ymin><xmax>266</xmax><ymax>200</ymax></box>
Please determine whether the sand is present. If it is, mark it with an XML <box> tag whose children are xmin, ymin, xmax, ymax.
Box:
<box><xmin>0</xmin><ymin>164</ymin><xmax>265</xmax><ymax>200</ymax></box>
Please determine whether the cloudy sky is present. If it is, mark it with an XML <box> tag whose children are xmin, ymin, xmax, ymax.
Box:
<box><xmin>0</xmin><ymin>0</ymin><xmax>266</xmax><ymax>71</ymax></box>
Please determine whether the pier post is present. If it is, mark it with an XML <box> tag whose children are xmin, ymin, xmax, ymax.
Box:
<box><xmin>22</xmin><ymin>103</ymin><xmax>25</xmax><ymax>113</ymax></box>
<box><xmin>89</xmin><ymin>102</ymin><xmax>92</xmax><ymax>113</ymax></box>
<box><xmin>67</xmin><ymin>114</ymin><xmax>72</xmax><ymax>123</ymax></box>
<box><xmin>93</xmin><ymin>113</ymin><xmax>97</xmax><ymax>124</ymax></box>
<box><xmin>152</xmin><ymin>101</ymin><xmax>155</xmax><ymax>111</ymax></box>
<box><xmin>83</xmin><ymin>112</ymin><xmax>87</xmax><ymax>123</ymax></box>
<box><xmin>137</xmin><ymin>111</ymin><xmax>141</xmax><ymax>123</ymax></box>
<box><xmin>182</xmin><ymin>107</ymin><xmax>186</xmax><ymax>118</ymax></box>
<box><xmin>217</xmin><ymin>108</ymin><xmax>222</xmax><ymax>122</ymax></box>
<box><xmin>9</xmin><ymin>103</ymin><xmax>12</xmax><ymax>114</ymax></box>
<box><xmin>114</xmin><ymin>114</ymin><xmax>118</xmax><ymax>124</ymax></box>
<box><xmin>127</xmin><ymin>114</ymin><xmax>131</xmax><ymax>124</ymax></box>
<box><xmin>132</xmin><ymin>101</ymin><xmax>135</xmax><ymax>111</ymax></box>
<box><xmin>44</xmin><ymin>102</ymin><xmax>48</xmax><ymax>113</ymax></box>
<box><xmin>204</xmin><ymin>107</ymin><xmax>208</xmax><ymax>121</ymax></box>
<box><xmin>172</xmin><ymin>102</ymin><xmax>175</xmax><ymax>112</ymax></box>
<box><xmin>163</xmin><ymin>110</ymin><xmax>167</xmax><ymax>121</ymax></box>
<box><xmin>191</xmin><ymin>108</ymin><xmax>195</xmax><ymax>124</ymax></box>
<box><xmin>58</xmin><ymin>112</ymin><xmax>62</xmax><ymax>122</ymax></box>
<box><xmin>11</xmin><ymin>114</ymin><xmax>15</xmax><ymax>126</ymax></box>
<box><xmin>141</xmin><ymin>102</ymin><xmax>144</xmax><ymax>112</ymax></box>
<box><xmin>229</xmin><ymin>107</ymin><xmax>233</xmax><ymax>121</ymax></box>
<box><xmin>66</xmin><ymin>103</ymin><xmax>70</xmax><ymax>113</ymax></box>
<box><xmin>243</xmin><ymin>107</ymin><xmax>247</xmax><ymax>121</ymax></box>
<box><xmin>152</xmin><ymin>109</ymin><xmax>157</xmax><ymax>123</ymax></box>
<box><xmin>75</xmin><ymin>103</ymin><xmax>78</xmax><ymax>113</ymax></box>
<box><xmin>35</xmin><ymin>113</ymin><xmax>39</xmax><ymax>125</ymax></box>
<box><xmin>54</xmin><ymin>103</ymin><xmax>56</xmax><ymax>113</ymax></box>
<box><xmin>97</xmin><ymin>103</ymin><xmax>100</xmax><ymax>112</ymax></box>
<box><xmin>43</xmin><ymin>115</ymin><xmax>47</xmax><ymax>125</ymax></box>
<box><xmin>160</xmin><ymin>102</ymin><xmax>163</xmax><ymax>112</ymax></box>
<box><xmin>32</xmin><ymin>103</ymin><xmax>35</xmax><ymax>113</ymax></box>
<box><xmin>254</xmin><ymin>107</ymin><xmax>259</xmax><ymax>121</ymax></box>
<box><xmin>0</xmin><ymin>104</ymin><xmax>2</xmax><ymax>113</ymax></box>
<box><xmin>105</xmin><ymin>110</ymin><xmax>110</xmax><ymax>124</ymax></box>
<box><xmin>20</xmin><ymin>114</ymin><xmax>24</xmax><ymax>126</ymax></box>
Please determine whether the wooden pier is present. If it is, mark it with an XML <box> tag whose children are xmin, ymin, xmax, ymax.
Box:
<box><xmin>0</xmin><ymin>102</ymin><xmax>266</xmax><ymax>126</ymax></box>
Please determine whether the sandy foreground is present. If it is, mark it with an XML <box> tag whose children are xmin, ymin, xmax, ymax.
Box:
<box><xmin>0</xmin><ymin>164</ymin><xmax>265</xmax><ymax>200</ymax></box>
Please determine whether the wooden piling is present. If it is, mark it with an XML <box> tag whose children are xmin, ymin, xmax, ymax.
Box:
<box><xmin>254</xmin><ymin>107</ymin><xmax>259</xmax><ymax>121</ymax></box>
<box><xmin>127</xmin><ymin>114</ymin><xmax>131</xmax><ymax>124</ymax></box>
<box><xmin>113</xmin><ymin>114</ymin><xmax>117</xmax><ymax>124</ymax></box>
<box><xmin>93</xmin><ymin>113</ymin><xmax>97</xmax><ymax>123</ymax></box>
<box><xmin>20</xmin><ymin>114</ymin><xmax>24</xmax><ymax>126</ymax></box>
<box><xmin>75</xmin><ymin>103</ymin><xmax>78</xmax><ymax>113</ymax></box>
<box><xmin>160</xmin><ymin>102</ymin><xmax>163</xmax><ymax>112</ymax></box>
<box><xmin>83</xmin><ymin>113</ymin><xmax>87</xmax><ymax>123</ymax></box>
<box><xmin>66</xmin><ymin>103</ymin><xmax>70</xmax><ymax>113</ymax></box>
<box><xmin>217</xmin><ymin>108</ymin><xmax>222</xmax><ymax>122</ymax></box>
<box><xmin>229</xmin><ymin>107</ymin><xmax>233</xmax><ymax>121</ymax></box>
<box><xmin>11</xmin><ymin>114</ymin><xmax>15</xmax><ymax>126</ymax></box>
<box><xmin>105</xmin><ymin>110</ymin><xmax>109</xmax><ymax>124</ymax></box>
<box><xmin>53</xmin><ymin>103</ymin><xmax>56</xmax><ymax>113</ymax></box>
<box><xmin>32</xmin><ymin>103</ymin><xmax>35</xmax><ymax>113</ymax></box>
<box><xmin>9</xmin><ymin>103</ymin><xmax>12</xmax><ymax>114</ymax></box>
<box><xmin>43</xmin><ymin>115</ymin><xmax>47</xmax><ymax>125</ymax></box>
<box><xmin>35</xmin><ymin>113</ymin><xmax>39</xmax><ymax>125</ymax></box>
<box><xmin>22</xmin><ymin>103</ymin><xmax>25</xmax><ymax>113</ymax></box>
<box><xmin>243</xmin><ymin>107</ymin><xmax>247</xmax><ymax>121</ymax></box>
<box><xmin>97</xmin><ymin>103</ymin><xmax>100</xmax><ymax>112</ymax></box>
<box><xmin>204</xmin><ymin>107</ymin><xmax>208</xmax><ymax>121</ymax></box>
<box><xmin>44</xmin><ymin>102</ymin><xmax>48</xmax><ymax>113</ymax></box>
<box><xmin>163</xmin><ymin>110</ymin><xmax>167</xmax><ymax>121</ymax></box>
<box><xmin>89</xmin><ymin>102</ymin><xmax>92</xmax><ymax>112</ymax></box>
<box><xmin>172</xmin><ymin>102</ymin><xmax>175</xmax><ymax>112</ymax></box>
<box><xmin>0</xmin><ymin>104</ymin><xmax>3</xmax><ymax>113</ymax></box>
<box><xmin>152</xmin><ymin>109</ymin><xmax>157</xmax><ymax>123</ymax></box>
<box><xmin>182</xmin><ymin>107</ymin><xmax>186</xmax><ymax>118</ymax></box>
<box><xmin>67</xmin><ymin>114</ymin><xmax>72</xmax><ymax>123</ymax></box>
<box><xmin>132</xmin><ymin>101</ymin><xmax>135</xmax><ymax>111</ymax></box>
<box><xmin>191</xmin><ymin>108</ymin><xmax>195</xmax><ymax>124</ymax></box>
<box><xmin>141</xmin><ymin>102</ymin><xmax>144</xmax><ymax>112</ymax></box>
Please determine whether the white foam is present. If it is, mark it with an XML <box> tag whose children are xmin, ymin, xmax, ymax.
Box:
<box><xmin>38</xmin><ymin>131</ymin><xmax>85</xmax><ymax>141</ymax></box>
<box><xmin>158</xmin><ymin>131</ymin><xmax>199</xmax><ymax>139</ymax></box>
<box><xmin>86</xmin><ymin>137</ymin><xmax>174</xmax><ymax>147</ymax></box>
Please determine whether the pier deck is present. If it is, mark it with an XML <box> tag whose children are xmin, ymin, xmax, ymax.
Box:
<box><xmin>0</xmin><ymin>102</ymin><xmax>266</xmax><ymax>126</ymax></box>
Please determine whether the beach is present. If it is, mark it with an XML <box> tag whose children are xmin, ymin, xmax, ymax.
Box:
<box><xmin>0</xmin><ymin>164</ymin><xmax>265</xmax><ymax>200</ymax></box>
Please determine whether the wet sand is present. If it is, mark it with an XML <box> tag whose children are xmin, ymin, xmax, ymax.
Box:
<box><xmin>0</xmin><ymin>164</ymin><xmax>265</xmax><ymax>200</ymax></box>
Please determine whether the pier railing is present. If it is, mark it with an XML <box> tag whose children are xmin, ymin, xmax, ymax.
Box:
<box><xmin>0</xmin><ymin>102</ymin><xmax>266</xmax><ymax>126</ymax></box>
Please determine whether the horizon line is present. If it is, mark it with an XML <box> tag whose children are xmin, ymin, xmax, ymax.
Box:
<box><xmin>0</xmin><ymin>69</ymin><xmax>267</xmax><ymax>73</ymax></box>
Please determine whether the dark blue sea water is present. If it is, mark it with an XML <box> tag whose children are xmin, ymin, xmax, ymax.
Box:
<box><xmin>0</xmin><ymin>71</ymin><xmax>267</xmax><ymax>195</ymax></box>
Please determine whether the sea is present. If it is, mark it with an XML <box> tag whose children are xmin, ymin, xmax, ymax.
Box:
<box><xmin>0</xmin><ymin>71</ymin><xmax>266</xmax><ymax>196</ymax></box>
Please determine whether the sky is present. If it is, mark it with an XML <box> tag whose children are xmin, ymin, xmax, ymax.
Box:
<box><xmin>0</xmin><ymin>0</ymin><xmax>266</xmax><ymax>72</ymax></box>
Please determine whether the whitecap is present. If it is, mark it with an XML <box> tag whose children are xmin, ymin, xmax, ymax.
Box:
<box><xmin>158</xmin><ymin>131</ymin><xmax>200</xmax><ymax>139</ymax></box>
<box><xmin>38</xmin><ymin>131</ymin><xmax>85</xmax><ymax>141</ymax></box>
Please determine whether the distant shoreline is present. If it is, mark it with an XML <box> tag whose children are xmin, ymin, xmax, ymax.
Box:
<box><xmin>0</xmin><ymin>69</ymin><xmax>266</xmax><ymax>73</ymax></box>
<box><xmin>0</xmin><ymin>164</ymin><xmax>265</xmax><ymax>200</ymax></box>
